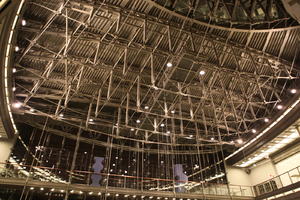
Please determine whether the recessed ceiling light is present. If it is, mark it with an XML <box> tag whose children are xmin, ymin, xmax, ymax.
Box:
<box><xmin>136</xmin><ymin>119</ymin><xmax>141</xmax><ymax>123</ymax></box>
<box><xmin>166</xmin><ymin>62</ymin><xmax>173</xmax><ymax>68</ymax></box>
<box><xmin>199</xmin><ymin>70</ymin><xmax>205</xmax><ymax>75</ymax></box>
<box><xmin>264</xmin><ymin>118</ymin><xmax>269</xmax><ymax>122</ymax></box>
<box><xmin>277</xmin><ymin>105</ymin><xmax>283</xmax><ymax>110</ymax></box>
<box><xmin>21</xmin><ymin>19</ymin><xmax>27</xmax><ymax>26</ymax></box>
<box><xmin>291</xmin><ymin>89</ymin><xmax>297</xmax><ymax>94</ymax></box>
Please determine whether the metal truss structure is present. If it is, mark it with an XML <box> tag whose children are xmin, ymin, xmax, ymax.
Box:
<box><xmin>13</xmin><ymin>0</ymin><xmax>300</xmax><ymax>153</ymax></box>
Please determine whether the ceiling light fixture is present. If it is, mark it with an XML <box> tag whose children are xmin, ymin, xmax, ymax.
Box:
<box><xmin>12</xmin><ymin>102</ymin><xmax>22</xmax><ymax>108</ymax></box>
<box><xmin>237</xmin><ymin>139</ymin><xmax>243</xmax><ymax>144</ymax></box>
<box><xmin>264</xmin><ymin>118</ymin><xmax>269</xmax><ymax>122</ymax></box>
<box><xmin>166</xmin><ymin>62</ymin><xmax>173</xmax><ymax>68</ymax></box>
<box><xmin>130</xmin><ymin>128</ymin><xmax>134</xmax><ymax>131</ymax></box>
<box><xmin>15</xmin><ymin>46</ymin><xmax>20</xmax><ymax>52</ymax></box>
<box><xmin>160</xmin><ymin>123</ymin><xmax>165</xmax><ymax>127</ymax></box>
<box><xmin>291</xmin><ymin>89</ymin><xmax>297</xmax><ymax>94</ymax></box>
<box><xmin>21</xmin><ymin>19</ymin><xmax>27</xmax><ymax>26</ymax></box>
<box><xmin>144</xmin><ymin>105</ymin><xmax>149</xmax><ymax>109</ymax></box>
<box><xmin>199</xmin><ymin>70</ymin><xmax>205</xmax><ymax>75</ymax></box>
<box><xmin>251</xmin><ymin>129</ymin><xmax>257</xmax><ymax>133</ymax></box>
<box><xmin>277</xmin><ymin>105</ymin><xmax>283</xmax><ymax>110</ymax></box>
<box><xmin>89</xmin><ymin>119</ymin><xmax>94</xmax><ymax>122</ymax></box>
<box><xmin>59</xmin><ymin>113</ymin><xmax>64</xmax><ymax>117</ymax></box>
<box><xmin>12</xmin><ymin>68</ymin><xmax>17</xmax><ymax>73</ymax></box>
<box><xmin>171</xmin><ymin>110</ymin><xmax>175</xmax><ymax>114</ymax></box>
<box><xmin>136</xmin><ymin>119</ymin><xmax>141</xmax><ymax>123</ymax></box>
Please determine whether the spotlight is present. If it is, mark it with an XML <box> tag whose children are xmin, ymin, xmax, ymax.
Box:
<box><xmin>166</xmin><ymin>130</ymin><xmax>170</xmax><ymax>134</ymax></box>
<box><xmin>98</xmin><ymin>192</ymin><xmax>101</xmax><ymax>196</ymax></box>
<box><xmin>79</xmin><ymin>191</ymin><xmax>83</xmax><ymax>194</ymax></box>
<box><xmin>210</xmin><ymin>137</ymin><xmax>214</xmax><ymax>141</ymax></box>
<box><xmin>124</xmin><ymin>194</ymin><xmax>129</xmax><ymax>197</ymax></box>
<box><xmin>21</xmin><ymin>19</ymin><xmax>27</xmax><ymax>26</ymax></box>
<box><xmin>251</xmin><ymin>129</ymin><xmax>257</xmax><ymax>133</ymax></box>
<box><xmin>133</xmin><ymin>195</ymin><xmax>136</xmax><ymax>198</ymax></box>
<box><xmin>50</xmin><ymin>188</ymin><xmax>55</xmax><ymax>192</ymax></box>
<box><xmin>166</xmin><ymin>62</ymin><xmax>173</xmax><ymax>68</ymax></box>
<box><xmin>12</xmin><ymin>102</ymin><xmax>22</xmax><ymax>108</ymax></box>
<box><xmin>89</xmin><ymin>118</ymin><xmax>94</xmax><ymax>122</ymax></box>
<box><xmin>40</xmin><ymin>187</ymin><xmax>44</xmax><ymax>191</ymax></box>
<box><xmin>12</xmin><ymin>68</ymin><xmax>17</xmax><ymax>73</ymax></box>
<box><xmin>264</xmin><ymin>118</ymin><xmax>269</xmax><ymax>122</ymax></box>
<box><xmin>136</xmin><ymin>119</ymin><xmax>141</xmax><ymax>123</ymax></box>
<box><xmin>171</xmin><ymin>110</ymin><xmax>175</xmax><ymax>114</ymax></box>
<box><xmin>70</xmin><ymin>190</ymin><xmax>74</xmax><ymax>193</ymax></box>
<box><xmin>116</xmin><ymin>194</ymin><xmax>119</xmax><ymax>197</ymax></box>
<box><xmin>88</xmin><ymin>192</ymin><xmax>93</xmax><ymax>195</ymax></box>
<box><xmin>29</xmin><ymin>108</ymin><xmax>35</xmax><ymax>112</ymax></box>
<box><xmin>160</xmin><ymin>123</ymin><xmax>165</xmax><ymax>127</ymax></box>
<box><xmin>237</xmin><ymin>139</ymin><xmax>243</xmax><ymax>144</ymax></box>
<box><xmin>199</xmin><ymin>70</ymin><xmax>205</xmax><ymax>75</ymax></box>
<box><xmin>291</xmin><ymin>89</ymin><xmax>297</xmax><ymax>94</ymax></box>
<box><xmin>15</xmin><ymin>46</ymin><xmax>20</xmax><ymax>52</ymax></box>
<box><xmin>30</xmin><ymin>187</ymin><xmax>34</xmax><ymax>190</ymax></box>
<box><xmin>60</xmin><ymin>190</ymin><xmax>64</xmax><ymax>193</ymax></box>
<box><xmin>12</xmin><ymin>87</ymin><xmax>16</xmax><ymax>92</ymax></box>
<box><xmin>277</xmin><ymin>105</ymin><xmax>283</xmax><ymax>110</ymax></box>
<box><xmin>144</xmin><ymin>105</ymin><xmax>149</xmax><ymax>109</ymax></box>
<box><xmin>130</xmin><ymin>128</ymin><xmax>134</xmax><ymax>131</ymax></box>
<box><xmin>59</xmin><ymin>113</ymin><xmax>64</xmax><ymax>117</ymax></box>
<box><xmin>84</xmin><ymin>151</ymin><xmax>87</xmax><ymax>154</ymax></box>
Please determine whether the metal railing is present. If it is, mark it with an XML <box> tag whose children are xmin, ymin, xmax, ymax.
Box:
<box><xmin>0</xmin><ymin>162</ymin><xmax>255</xmax><ymax>199</ymax></box>
<box><xmin>253</xmin><ymin>165</ymin><xmax>300</xmax><ymax>196</ymax></box>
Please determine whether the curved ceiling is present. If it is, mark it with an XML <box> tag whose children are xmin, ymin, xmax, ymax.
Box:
<box><xmin>11</xmin><ymin>0</ymin><xmax>300</xmax><ymax>154</ymax></box>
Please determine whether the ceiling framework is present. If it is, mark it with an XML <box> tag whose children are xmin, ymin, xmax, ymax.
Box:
<box><xmin>12</xmin><ymin>0</ymin><xmax>300</xmax><ymax>155</ymax></box>
<box><xmin>151</xmin><ymin>0</ymin><xmax>298</xmax><ymax>29</ymax></box>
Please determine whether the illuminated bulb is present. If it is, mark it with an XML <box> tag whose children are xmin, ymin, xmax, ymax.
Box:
<box><xmin>12</xmin><ymin>87</ymin><xmax>16</xmax><ymax>91</ymax></box>
<box><xmin>15</xmin><ymin>46</ymin><xmax>20</xmax><ymax>52</ymax></box>
<box><xmin>21</xmin><ymin>19</ymin><xmax>27</xmax><ymax>26</ymax></box>
<box><xmin>30</xmin><ymin>187</ymin><xmax>34</xmax><ymax>190</ymax></box>
<box><xmin>107</xmin><ymin>193</ymin><xmax>110</xmax><ymax>196</ymax></box>
<box><xmin>277</xmin><ymin>105</ymin><xmax>283</xmax><ymax>110</ymax></box>
<box><xmin>251</xmin><ymin>129</ymin><xmax>257</xmax><ymax>133</ymax></box>
<box><xmin>199</xmin><ymin>70</ymin><xmax>205</xmax><ymax>75</ymax></box>
<box><xmin>89</xmin><ymin>118</ymin><xmax>93</xmax><ymax>122</ymax></box>
<box><xmin>125</xmin><ymin>170</ymin><xmax>127</xmax><ymax>173</ymax></box>
<box><xmin>60</xmin><ymin>190</ymin><xmax>64</xmax><ymax>193</ymax></box>
<box><xmin>136</xmin><ymin>119</ymin><xmax>141</xmax><ymax>123</ymax></box>
<box><xmin>166</xmin><ymin>62</ymin><xmax>173</xmax><ymax>68</ymax></box>
<box><xmin>291</xmin><ymin>89</ymin><xmax>297</xmax><ymax>94</ymax></box>
<box><xmin>124</xmin><ymin>195</ymin><xmax>129</xmax><ymax>197</ymax></box>
<box><xmin>166</xmin><ymin>130</ymin><xmax>170</xmax><ymax>134</ymax></box>
<box><xmin>144</xmin><ymin>105</ymin><xmax>149</xmax><ymax>109</ymax></box>
<box><xmin>210</xmin><ymin>137</ymin><xmax>214</xmax><ymax>141</ymax></box>
<box><xmin>70</xmin><ymin>190</ymin><xmax>74</xmax><ymax>193</ymax></box>
<box><xmin>84</xmin><ymin>151</ymin><xmax>87</xmax><ymax>154</ymax></box>
<box><xmin>160</xmin><ymin>123</ymin><xmax>165</xmax><ymax>127</ymax></box>
<box><xmin>116</xmin><ymin>194</ymin><xmax>119</xmax><ymax>197</ymax></box>
<box><xmin>264</xmin><ymin>118</ymin><xmax>269</xmax><ymax>123</ymax></box>
<box><xmin>98</xmin><ymin>192</ymin><xmax>101</xmax><ymax>195</ymax></box>
<box><xmin>30</xmin><ymin>108</ymin><xmax>35</xmax><ymax>112</ymax></box>
<box><xmin>59</xmin><ymin>113</ymin><xmax>64</xmax><ymax>117</ymax></box>
<box><xmin>50</xmin><ymin>188</ymin><xmax>54</xmax><ymax>192</ymax></box>
<box><xmin>149</xmin><ymin>197</ymin><xmax>153</xmax><ymax>199</ymax></box>
<box><xmin>171</xmin><ymin>110</ymin><xmax>175</xmax><ymax>114</ymax></box>
<box><xmin>89</xmin><ymin>192</ymin><xmax>93</xmax><ymax>195</ymax></box>
<box><xmin>141</xmin><ymin>196</ymin><xmax>145</xmax><ymax>198</ymax></box>
<box><xmin>79</xmin><ymin>191</ymin><xmax>83</xmax><ymax>194</ymax></box>
<box><xmin>12</xmin><ymin>68</ymin><xmax>17</xmax><ymax>73</ymax></box>
<box><xmin>130</xmin><ymin>128</ymin><xmax>134</xmax><ymax>131</ymax></box>
<box><xmin>133</xmin><ymin>195</ymin><xmax>136</xmax><ymax>198</ymax></box>
<box><xmin>12</xmin><ymin>102</ymin><xmax>22</xmax><ymax>108</ymax></box>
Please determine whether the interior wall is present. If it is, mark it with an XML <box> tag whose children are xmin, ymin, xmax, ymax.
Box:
<box><xmin>275</xmin><ymin>152</ymin><xmax>300</xmax><ymax>186</ymax></box>
<box><xmin>225</xmin><ymin>165</ymin><xmax>251</xmax><ymax>186</ymax></box>
<box><xmin>0</xmin><ymin>138</ymin><xmax>14</xmax><ymax>171</ymax></box>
